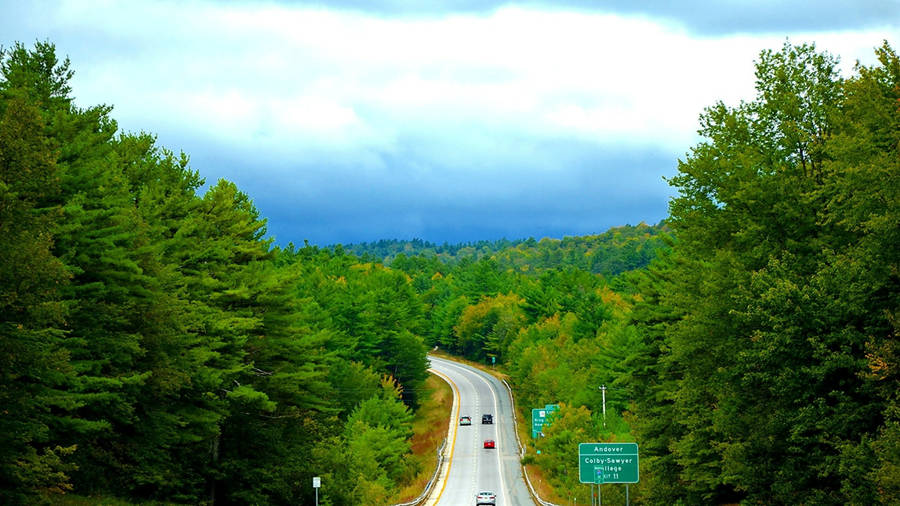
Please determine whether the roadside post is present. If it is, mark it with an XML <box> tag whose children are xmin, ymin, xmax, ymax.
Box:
<box><xmin>313</xmin><ymin>476</ymin><xmax>320</xmax><ymax>505</ymax></box>
<box><xmin>599</xmin><ymin>385</ymin><xmax>607</xmax><ymax>426</ymax></box>
<box><xmin>595</xmin><ymin>468</ymin><xmax>604</xmax><ymax>506</ymax></box>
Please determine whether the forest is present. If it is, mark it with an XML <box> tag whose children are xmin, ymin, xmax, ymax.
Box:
<box><xmin>2</xmin><ymin>39</ymin><xmax>898</xmax><ymax>505</ymax></box>
<box><xmin>338</xmin><ymin>222</ymin><xmax>669</xmax><ymax>278</ymax></box>
<box><xmin>0</xmin><ymin>41</ymin><xmax>431</xmax><ymax>505</ymax></box>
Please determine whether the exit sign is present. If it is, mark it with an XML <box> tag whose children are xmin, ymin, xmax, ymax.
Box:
<box><xmin>578</xmin><ymin>443</ymin><xmax>639</xmax><ymax>484</ymax></box>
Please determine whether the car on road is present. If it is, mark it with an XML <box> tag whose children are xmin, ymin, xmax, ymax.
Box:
<box><xmin>459</xmin><ymin>416</ymin><xmax>472</xmax><ymax>425</ymax></box>
<box><xmin>483</xmin><ymin>439</ymin><xmax>495</xmax><ymax>449</ymax></box>
<box><xmin>482</xmin><ymin>414</ymin><xmax>493</xmax><ymax>424</ymax></box>
<box><xmin>475</xmin><ymin>490</ymin><xmax>497</xmax><ymax>505</ymax></box>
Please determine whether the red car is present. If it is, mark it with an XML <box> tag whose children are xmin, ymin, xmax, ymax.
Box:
<box><xmin>483</xmin><ymin>439</ymin><xmax>495</xmax><ymax>449</ymax></box>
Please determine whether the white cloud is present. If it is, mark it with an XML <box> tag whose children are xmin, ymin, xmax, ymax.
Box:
<box><xmin>26</xmin><ymin>1</ymin><xmax>896</xmax><ymax>160</ymax></box>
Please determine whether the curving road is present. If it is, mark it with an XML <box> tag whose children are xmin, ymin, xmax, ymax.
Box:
<box><xmin>428</xmin><ymin>356</ymin><xmax>534</xmax><ymax>506</ymax></box>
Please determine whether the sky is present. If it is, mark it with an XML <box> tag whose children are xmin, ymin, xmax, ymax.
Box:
<box><xmin>2</xmin><ymin>1</ymin><xmax>898</xmax><ymax>246</ymax></box>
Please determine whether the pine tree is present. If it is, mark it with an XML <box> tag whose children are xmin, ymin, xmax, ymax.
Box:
<box><xmin>0</xmin><ymin>92</ymin><xmax>76</xmax><ymax>503</ymax></box>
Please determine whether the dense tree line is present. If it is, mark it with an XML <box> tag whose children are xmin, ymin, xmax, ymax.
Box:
<box><xmin>0</xmin><ymin>42</ymin><xmax>428</xmax><ymax>505</ymax></box>
<box><xmin>337</xmin><ymin>237</ymin><xmax>519</xmax><ymax>262</ymax></box>
<box><xmin>339</xmin><ymin>222</ymin><xmax>670</xmax><ymax>277</ymax></box>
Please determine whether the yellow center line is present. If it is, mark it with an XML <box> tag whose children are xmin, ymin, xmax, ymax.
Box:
<box><xmin>428</xmin><ymin>367</ymin><xmax>460</xmax><ymax>505</ymax></box>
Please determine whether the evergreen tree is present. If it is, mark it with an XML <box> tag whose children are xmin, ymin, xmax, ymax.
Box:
<box><xmin>0</xmin><ymin>90</ymin><xmax>76</xmax><ymax>504</ymax></box>
<box><xmin>631</xmin><ymin>41</ymin><xmax>900</xmax><ymax>504</ymax></box>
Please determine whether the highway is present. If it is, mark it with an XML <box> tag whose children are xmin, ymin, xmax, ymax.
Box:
<box><xmin>428</xmin><ymin>356</ymin><xmax>534</xmax><ymax>506</ymax></box>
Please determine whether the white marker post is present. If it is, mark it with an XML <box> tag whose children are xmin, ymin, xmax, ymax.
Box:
<box><xmin>313</xmin><ymin>476</ymin><xmax>321</xmax><ymax>505</ymax></box>
<box><xmin>599</xmin><ymin>385</ymin><xmax>607</xmax><ymax>427</ymax></box>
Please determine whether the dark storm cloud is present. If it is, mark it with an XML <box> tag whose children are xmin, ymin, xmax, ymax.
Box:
<box><xmin>288</xmin><ymin>0</ymin><xmax>900</xmax><ymax>34</ymax></box>
<box><xmin>187</xmin><ymin>133</ymin><xmax>674</xmax><ymax>245</ymax></box>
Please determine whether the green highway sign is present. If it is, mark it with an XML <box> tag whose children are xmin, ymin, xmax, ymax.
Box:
<box><xmin>578</xmin><ymin>443</ymin><xmax>639</xmax><ymax>484</ymax></box>
<box><xmin>531</xmin><ymin>404</ymin><xmax>559</xmax><ymax>438</ymax></box>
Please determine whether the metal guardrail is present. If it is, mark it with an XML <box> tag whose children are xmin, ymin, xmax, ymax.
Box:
<box><xmin>391</xmin><ymin>438</ymin><xmax>447</xmax><ymax>506</ymax></box>
<box><xmin>501</xmin><ymin>379</ymin><xmax>559</xmax><ymax>506</ymax></box>
<box><xmin>501</xmin><ymin>379</ymin><xmax>526</xmax><ymax>459</ymax></box>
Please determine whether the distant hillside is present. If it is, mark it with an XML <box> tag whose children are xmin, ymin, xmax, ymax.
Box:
<box><xmin>336</xmin><ymin>222</ymin><xmax>670</xmax><ymax>277</ymax></box>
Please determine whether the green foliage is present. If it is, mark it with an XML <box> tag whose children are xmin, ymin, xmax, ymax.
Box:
<box><xmin>0</xmin><ymin>40</ymin><xmax>431</xmax><ymax>505</ymax></box>
<box><xmin>532</xmin><ymin>404</ymin><xmax>594</xmax><ymax>492</ymax></box>
<box><xmin>0</xmin><ymin>40</ymin><xmax>73</xmax><ymax>111</ymax></box>
<box><xmin>341</xmin><ymin>223</ymin><xmax>670</xmax><ymax>277</ymax></box>
<box><xmin>627</xmin><ymin>41</ymin><xmax>900</xmax><ymax>504</ymax></box>
<box><xmin>453</xmin><ymin>293</ymin><xmax>525</xmax><ymax>359</ymax></box>
<box><xmin>0</xmin><ymin>65</ymin><xmax>75</xmax><ymax>505</ymax></box>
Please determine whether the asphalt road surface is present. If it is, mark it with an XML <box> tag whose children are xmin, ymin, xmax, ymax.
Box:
<box><xmin>428</xmin><ymin>356</ymin><xmax>534</xmax><ymax>506</ymax></box>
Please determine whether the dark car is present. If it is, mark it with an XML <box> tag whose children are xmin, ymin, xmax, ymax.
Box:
<box><xmin>459</xmin><ymin>416</ymin><xmax>472</xmax><ymax>426</ymax></box>
<box><xmin>482</xmin><ymin>414</ymin><xmax>493</xmax><ymax>424</ymax></box>
<box><xmin>476</xmin><ymin>490</ymin><xmax>497</xmax><ymax>505</ymax></box>
<box><xmin>483</xmin><ymin>439</ymin><xmax>495</xmax><ymax>449</ymax></box>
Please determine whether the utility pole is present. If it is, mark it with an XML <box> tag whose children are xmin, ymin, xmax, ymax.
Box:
<box><xmin>599</xmin><ymin>385</ymin><xmax>607</xmax><ymax>427</ymax></box>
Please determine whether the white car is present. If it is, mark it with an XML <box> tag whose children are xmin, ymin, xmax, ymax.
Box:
<box><xmin>476</xmin><ymin>490</ymin><xmax>496</xmax><ymax>505</ymax></box>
